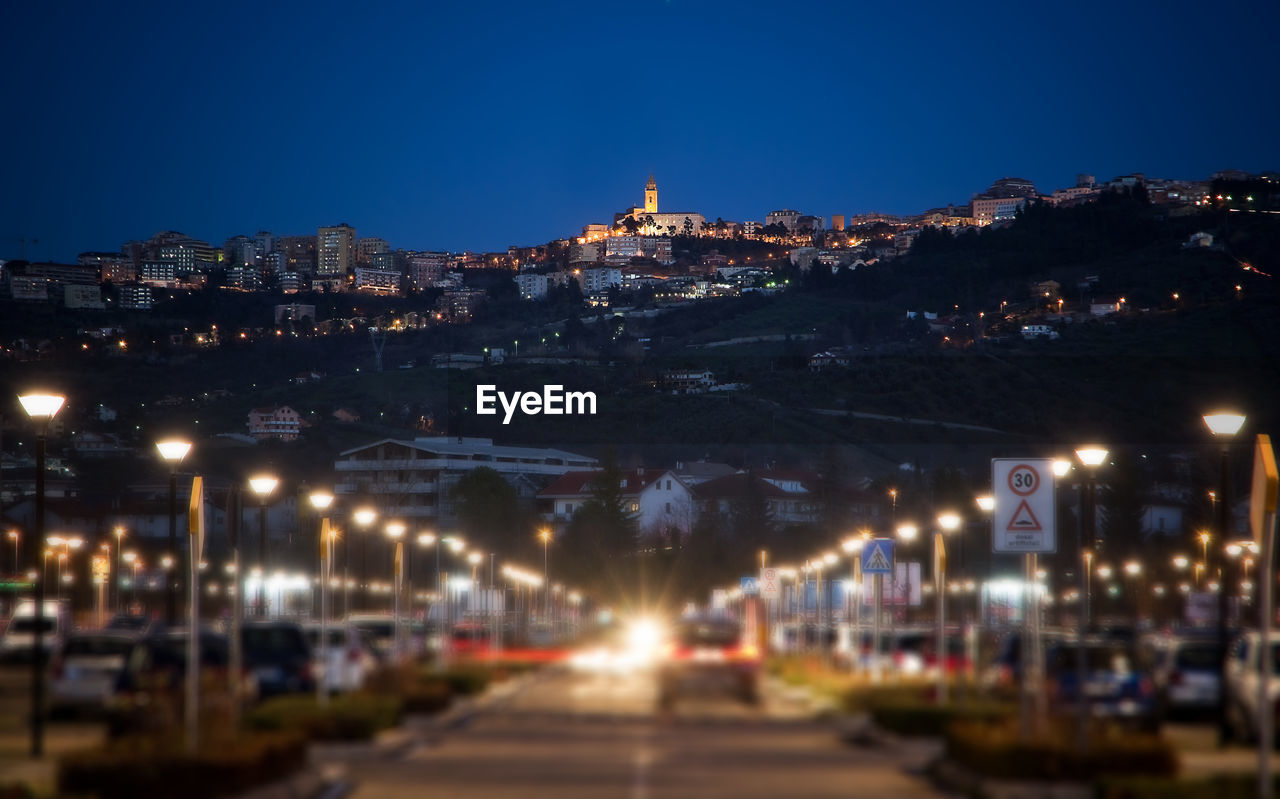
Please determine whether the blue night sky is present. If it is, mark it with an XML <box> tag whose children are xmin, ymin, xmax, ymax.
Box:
<box><xmin>3</xmin><ymin>0</ymin><xmax>1277</xmax><ymax>261</ymax></box>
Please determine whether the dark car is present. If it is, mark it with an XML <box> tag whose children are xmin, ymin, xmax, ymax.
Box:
<box><xmin>241</xmin><ymin>620</ymin><xmax>315</xmax><ymax>696</ymax></box>
<box><xmin>1045</xmin><ymin>637</ymin><xmax>1160</xmax><ymax>731</ymax></box>
<box><xmin>110</xmin><ymin>628</ymin><xmax>253</xmax><ymax>737</ymax></box>
<box><xmin>105</xmin><ymin>613</ymin><xmax>161</xmax><ymax>635</ymax></box>
<box><xmin>658</xmin><ymin>617</ymin><xmax>760</xmax><ymax>708</ymax></box>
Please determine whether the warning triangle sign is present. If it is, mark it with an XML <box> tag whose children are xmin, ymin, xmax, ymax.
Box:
<box><xmin>1006</xmin><ymin>499</ymin><xmax>1043</xmax><ymax>531</ymax></box>
<box><xmin>865</xmin><ymin>543</ymin><xmax>892</xmax><ymax>571</ymax></box>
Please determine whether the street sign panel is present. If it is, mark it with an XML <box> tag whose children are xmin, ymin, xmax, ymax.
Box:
<box><xmin>861</xmin><ymin>538</ymin><xmax>895</xmax><ymax>574</ymax></box>
<box><xmin>1253</xmin><ymin>434</ymin><xmax>1278</xmax><ymax>545</ymax></box>
<box><xmin>740</xmin><ymin>576</ymin><xmax>759</xmax><ymax>595</ymax></box>
<box><xmin>759</xmin><ymin>567</ymin><xmax>780</xmax><ymax>600</ymax></box>
<box><xmin>992</xmin><ymin>459</ymin><xmax>1056</xmax><ymax>553</ymax></box>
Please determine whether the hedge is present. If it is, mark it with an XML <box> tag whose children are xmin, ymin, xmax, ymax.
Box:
<box><xmin>244</xmin><ymin>694</ymin><xmax>403</xmax><ymax>741</ymax></box>
<box><xmin>58</xmin><ymin>731</ymin><xmax>307</xmax><ymax>799</ymax></box>
<box><xmin>1099</xmin><ymin>775</ymin><xmax>1280</xmax><ymax>799</ymax></box>
<box><xmin>867</xmin><ymin>699</ymin><xmax>1015</xmax><ymax>737</ymax></box>
<box><xmin>945</xmin><ymin>719</ymin><xmax>1179</xmax><ymax>781</ymax></box>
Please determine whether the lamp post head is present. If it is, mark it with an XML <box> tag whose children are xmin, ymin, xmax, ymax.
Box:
<box><xmin>249</xmin><ymin>475</ymin><xmax>278</xmax><ymax>498</ymax></box>
<box><xmin>1203</xmin><ymin>412</ymin><xmax>1246</xmax><ymax>438</ymax></box>
<box><xmin>841</xmin><ymin>537</ymin><xmax>865</xmax><ymax>554</ymax></box>
<box><xmin>467</xmin><ymin>552</ymin><xmax>482</xmax><ymax>565</ymax></box>
<box><xmin>1051</xmin><ymin>459</ymin><xmax>1072</xmax><ymax>478</ymax></box>
<box><xmin>1123</xmin><ymin>561</ymin><xmax>1142</xmax><ymax>576</ymax></box>
<box><xmin>155</xmin><ymin>439</ymin><xmax>192</xmax><ymax>463</ymax></box>
<box><xmin>308</xmin><ymin>491</ymin><xmax>334</xmax><ymax>511</ymax></box>
<box><xmin>823</xmin><ymin>552</ymin><xmax>838</xmax><ymax>565</ymax></box>
<box><xmin>976</xmin><ymin>495</ymin><xmax>995</xmax><ymax>512</ymax></box>
<box><xmin>385</xmin><ymin>522</ymin><xmax>406</xmax><ymax>539</ymax></box>
<box><xmin>897</xmin><ymin>524</ymin><xmax>919</xmax><ymax>541</ymax></box>
<box><xmin>353</xmin><ymin>508</ymin><xmax>377</xmax><ymax>527</ymax></box>
<box><xmin>418</xmin><ymin>532</ymin><xmax>436</xmax><ymax>547</ymax></box>
<box><xmin>18</xmin><ymin>393</ymin><xmax>65</xmax><ymax>420</ymax></box>
<box><xmin>1075</xmin><ymin>447</ymin><xmax>1108</xmax><ymax>467</ymax></box>
<box><xmin>937</xmin><ymin>513</ymin><xmax>962</xmax><ymax>532</ymax></box>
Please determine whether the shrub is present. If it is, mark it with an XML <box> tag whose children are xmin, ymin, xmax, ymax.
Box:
<box><xmin>402</xmin><ymin>680</ymin><xmax>453</xmax><ymax>714</ymax></box>
<box><xmin>58</xmin><ymin>731</ymin><xmax>306</xmax><ymax>799</ymax></box>
<box><xmin>945</xmin><ymin>719</ymin><xmax>1179</xmax><ymax>781</ymax></box>
<box><xmin>434</xmin><ymin>666</ymin><xmax>493</xmax><ymax>697</ymax></box>
<box><xmin>1098</xmin><ymin>775</ymin><xmax>1280</xmax><ymax>799</ymax></box>
<box><xmin>867</xmin><ymin>700</ymin><xmax>1014</xmax><ymax>737</ymax></box>
<box><xmin>244</xmin><ymin>694</ymin><xmax>402</xmax><ymax>741</ymax></box>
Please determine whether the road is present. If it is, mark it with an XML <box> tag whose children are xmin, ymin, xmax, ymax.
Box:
<box><xmin>345</xmin><ymin>665</ymin><xmax>951</xmax><ymax>799</ymax></box>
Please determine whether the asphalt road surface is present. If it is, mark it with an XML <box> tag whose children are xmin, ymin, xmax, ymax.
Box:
<box><xmin>345</xmin><ymin>665</ymin><xmax>951</xmax><ymax>799</ymax></box>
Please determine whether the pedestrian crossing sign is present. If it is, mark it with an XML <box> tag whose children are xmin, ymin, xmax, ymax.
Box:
<box><xmin>861</xmin><ymin>538</ymin><xmax>894</xmax><ymax>574</ymax></box>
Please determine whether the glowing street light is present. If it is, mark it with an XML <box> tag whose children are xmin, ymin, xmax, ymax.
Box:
<box><xmin>19</xmin><ymin>391</ymin><xmax>64</xmax><ymax>759</ymax></box>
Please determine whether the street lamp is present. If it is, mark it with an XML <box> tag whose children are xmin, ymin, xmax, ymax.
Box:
<box><xmin>248</xmin><ymin>474</ymin><xmax>278</xmax><ymax>617</ymax></box>
<box><xmin>1203</xmin><ymin>410</ymin><xmax>1245</xmax><ymax>747</ymax></box>
<box><xmin>19</xmin><ymin>391</ymin><xmax>64</xmax><ymax>758</ymax></box>
<box><xmin>842</xmin><ymin>536</ymin><xmax>866</xmax><ymax>664</ymax></box>
<box><xmin>352</xmin><ymin>508</ymin><xmax>377</xmax><ymax>611</ymax></box>
<box><xmin>309</xmin><ymin>491</ymin><xmax>333</xmax><ymax>704</ymax></box>
<box><xmin>386</xmin><ymin>522</ymin><xmax>406</xmax><ymax>659</ymax></box>
<box><xmin>155</xmin><ymin>439</ymin><xmax>192</xmax><ymax>626</ymax></box>
<box><xmin>935</xmin><ymin>513</ymin><xmax>961</xmax><ymax>704</ymax></box>
<box><xmin>418</xmin><ymin>532</ymin><xmax>438</xmax><ymax>635</ymax></box>
<box><xmin>112</xmin><ymin>526</ymin><xmax>125</xmax><ymax>614</ymax></box>
<box><xmin>539</xmin><ymin>529</ymin><xmax>552</xmax><ymax>619</ymax></box>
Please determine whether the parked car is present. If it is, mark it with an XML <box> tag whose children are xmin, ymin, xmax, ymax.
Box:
<box><xmin>1145</xmin><ymin>633</ymin><xmax>1221</xmax><ymax>718</ymax></box>
<box><xmin>1224</xmin><ymin>631</ymin><xmax>1280</xmax><ymax>743</ymax></box>
<box><xmin>303</xmin><ymin>622</ymin><xmax>377</xmax><ymax>693</ymax></box>
<box><xmin>1045</xmin><ymin>637</ymin><xmax>1161</xmax><ymax>732</ymax></box>
<box><xmin>241</xmin><ymin>620</ymin><xmax>315</xmax><ymax>697</ymax></box>
<box><xmin>110</xmin><ymin>628</ymin><xmax>256</xmax><ymax>737</ymax></box>
<box><xmin>105</xmin><ymin>613</ymin><xmax>161</xmax><ymax>635</ymax></box>
<box><xmin>658</xmin><ymin>616</ymin><xmax>760</xmax><ymax>707</ymax></box>
<box><xmin>0</xmin><ymin>599</ymin><xmax>72</xmax><ymax>663</ymax></box>
<box><xmin>449</xmin><ymin>621</ymin><xmax>493</xmax><ymax>657</ymax></box>
<box><xmin>50</xmin><ymin>631</ymin><xmax>138</xmax><ymax>715</ymax></box>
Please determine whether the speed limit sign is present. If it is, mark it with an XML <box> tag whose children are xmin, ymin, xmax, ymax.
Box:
<box><xmin>992</xmin><ymin>459</ymin><xmax>1056</xmax><ymax>553</ymax></box>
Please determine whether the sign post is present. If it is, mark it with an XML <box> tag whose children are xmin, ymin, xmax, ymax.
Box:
<box><xmin>186</xmin><ymin>476</ymin><xmax>205</xmax><ymax>754</ymax></box>
<box><xmin>863</xmin><ymin>540</ymin><xmax>895</xmax><ymax>684</ymax></box>
<box><xmin>993</xmin><ymin>459</ymin><xmax>1056</xmax><ymax>738</ymax></box>
<box><xmin>1252</xmin><ymin>435</ymin><xmax>1278</xmax><ymax>799</ymax></box>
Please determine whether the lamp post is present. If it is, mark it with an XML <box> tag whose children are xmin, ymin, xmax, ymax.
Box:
<box><xmin>418</xmin><ymin>532</ymin><xmax>437</xmax><ymax>639</ymax></box>
<box><xmin>1203</xmin><ymin>411</ymin><xmax>1245</xmax><ymax>747</ymax></box>
<box><xmin>539</xmin><ymin>529</ymin><xmax>551</xmax><ymax>620</ymax></box>
<box><xmin>249</xmin><ymin>475</ymin><xmax>278</xmax><ymax>617</ymax></box>
<box><xmin>1074</xmin><ymin>445</ymin><xmax>1108</xmax><ymax>754</ymax></box>
<box><xmin>896</xmin><ymin>524</ymin><xmax>918</xmax><ymax>665</ymax></box>
<box><xmin>7</xmin><ymin>530</ymin><xmax>18</xmax><ymax>613</ymax></box>
<box><xmin>353</xmin><ymin>509</ymin><xmax>377</xmax><ymax>612</ymax></box>
<box><xmin>309</xmin><ymin>491</ymin><xmax>333</xmax><ymax>704</ymax></box>
<box><xmin>112</xmin><ymin>526</ymin><xmax>125</xmax><ymax>614</ymax></box>
<box><xmin>155</xmin><ymin>439</ymin><xmax>192</xmax><ymax>626</ymax></box>
<box><xmin>1123</xmin><ymin>560</ymin><xmax>1143</xmax><ymax>622</ymax></box>
<box><xmin>936</xmin><ymin>513</ymin><xmax>961</xmax><ymax>705</ymax></box>
<box><xmin>122</xmin><ymin>551</ymin><xmax>138</xmax><ymax>609</ymax></box>
<box><xmin>386</xmin><ymin>522</ymin><xmax>406</xmax><ymax>659</ymax></box>
<box><xmin>19</xmin><ymin>391</ymin><xmax>64</xmax><ymax>759</ymax></box>
<box><xmin>841</xmin><ymin>536</ymin><xmax>865</xmax><ymax>671</ymax></box>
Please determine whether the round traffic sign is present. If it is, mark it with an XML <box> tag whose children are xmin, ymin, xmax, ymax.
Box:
<box><xmin>1007</xmin><ymin>464</ymin><xmax>1040</xmax><ymax>496</ymax></box>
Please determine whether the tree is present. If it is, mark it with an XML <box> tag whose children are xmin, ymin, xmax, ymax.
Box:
<box><xmin>450</xmin><ymin>467</ymin><xmax>523</xmax><ymax>551</ymax></box>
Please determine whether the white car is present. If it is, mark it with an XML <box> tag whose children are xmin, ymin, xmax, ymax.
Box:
<box><xmin>1224</xmin><ymin>631</ymin><xmax>1280</xmax><ymax>741</ymax></box>
<box><xmin>0</xmin><ymin>599</ymin><xmax>72</xmax><ymax>663</ymax></box>
<box><xmin>50</xmin><ymin>631</ymin><xmax>138</xmax><ymax>713</ymax></box>
<box><xmin>304</xmin><ymin>622</ymin><xmax>378</xmax><ymax>693</ymax></box>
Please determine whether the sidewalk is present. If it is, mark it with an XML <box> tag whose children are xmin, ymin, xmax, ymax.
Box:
<box><xmin>1165</xmin><ymin>722</ymin><xmax>1280</xmax><ymax>777</ymax></box>
<box><xmin>0</xmin><ymin>723</ymin><xmax>105</xmax><ymax>794</ymax></box>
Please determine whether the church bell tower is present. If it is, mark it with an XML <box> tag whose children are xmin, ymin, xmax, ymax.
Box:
<box><xmin>644</xmin><ymin>173</ymin><xmax>658</xmax><ymax>214</ymax></box>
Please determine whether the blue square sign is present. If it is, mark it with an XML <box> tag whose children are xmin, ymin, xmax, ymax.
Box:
<box><xmin>861</xmin><ymin>539</ymin><xmax>895</xmax><ymax>574</ymax></box>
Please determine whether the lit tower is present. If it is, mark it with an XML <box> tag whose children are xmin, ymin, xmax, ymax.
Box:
<box><xmin>644</xmin><ymin>173</ymin><xmax>658</xmax><ymax>214</ymax></box>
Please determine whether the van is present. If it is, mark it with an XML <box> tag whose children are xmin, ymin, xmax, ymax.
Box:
<box><xmin>0</xmin><ymin>599</ymin><xmax>73</xmax><ymax>663</ymax></box>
